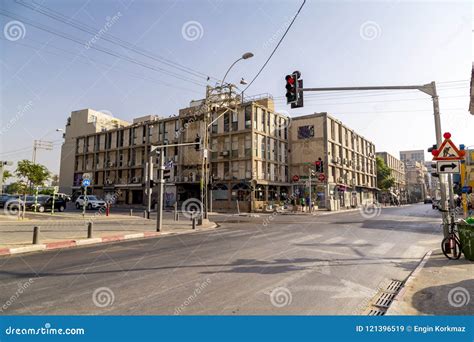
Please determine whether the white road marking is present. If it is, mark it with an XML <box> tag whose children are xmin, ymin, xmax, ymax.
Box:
<box><xmin>289</xmin><ymin>235</ymin><xmax>322</xmax><ymax>244</ymax></box>
<box><xmin>324</xmin><ymin>236</ymin><xmax>345</xmax><ymax>244</ymax></box>
<box><xmin>401</xmin><ymin>245</ymin><xmax>427</xmax><ymax>259</ymax></box>
<box><xmin>369</xmin><ymin>242</ymin><xmax>395</xmax><ymax>255</ymax></box>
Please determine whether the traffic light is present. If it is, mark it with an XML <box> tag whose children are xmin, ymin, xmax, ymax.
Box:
<box><xmin>427</xmin><ymin>144</ymin><xmax>437</xmax><ymax>153</ymax></box>
<box><xmin>292</xmin><ymin>71</ymin><xmax>303</xmax><ymax>109</ymax></box>
<box><xmin>285</xmin><ymin>74</ymin><xmax>297</xmax><ymax>104</ymax></box>
<box><xmin>315</xmin><ymin>158</ymin><xmax>323</xmax><ymax>172</ymax></box>
<box><xmin>194</xmin><ymin>135</ymin><xmax>201</xmax><ymax>151</ymax></box>
<box><xmin>149</xmin><ymin>179</ymin><xmax>155</xmax><ymax>188</ymax></box>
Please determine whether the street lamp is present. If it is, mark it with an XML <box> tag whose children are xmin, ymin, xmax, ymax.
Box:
<box><xmin>220</xmin><ymin>52</ymin><xmax>254</xmax><ymax>86</ymax></box>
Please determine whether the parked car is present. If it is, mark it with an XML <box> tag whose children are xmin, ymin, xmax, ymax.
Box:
<box><xmin>56</xmin><ymin>193</ymin><xmax>72</xmax><ymax>202</ymax></box>
<box><xmin>26</xmin><ymin>195</ymin><xmax>67</xmax><ymax>212</ymax></box>
<box><xmin>3</xmin><ymin>195</ymin><xmax>31</xmax><ymax>212</ymax></box>
<box><xmin>0</xmin><ymin>194</ymin><xmax>14</xmax><ymax>208</ymax></box>
<box><xmin>424</xmin><ymin>197</ymin><xmax>433</xmax><ymax>204</ymax></box>
<box><xmin>75</xmin><ymin>195</ymin><xmax>106</xmax><ymax>210</ymax></box>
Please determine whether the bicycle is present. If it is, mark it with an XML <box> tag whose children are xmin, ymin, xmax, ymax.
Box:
<box><xmin>439</xmin><ymin>209</ymin><xmax>462</xmax><ymax>260</ymax></box>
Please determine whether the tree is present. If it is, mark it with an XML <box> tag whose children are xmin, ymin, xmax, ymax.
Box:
<box><xmin>15</xmin><ymin>160</ymin><xmax>50</xmax><ymax>193</ymax></box>
<box><xmin>376</xmin><ymin>156</ymin><xmax>395</xmax><ymax>190</ymax></box>
<box><xmin>3</xmin><ymin>170</ymin><xmax>12</xmax><ymax>181</ymax></box>
<box><xmin>5</xmin><ymin>182</ymin><xmax>27</xmax><ymax>195</ymax></box>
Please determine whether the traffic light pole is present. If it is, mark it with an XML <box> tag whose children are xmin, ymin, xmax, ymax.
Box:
<box><xmin>300</xmin><ymin>82</ymin><xmax>448</xmax><ymax>231</ymax></box>
<box><xmin>146</xmin><ymin>155</ymin><xmax>153</xmax><ymax>219</ymax></box>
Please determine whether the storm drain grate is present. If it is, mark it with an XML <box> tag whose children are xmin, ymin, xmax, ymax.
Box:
<box><xmin>385</xmin><ymin>280</ymin><xmax>403</xmax><ymax>293</ymax></box>
<box><xmin>367</xmin><ymin>308</ymin><xmax>386</xmax><ymax>316</ymax></box>
<box><xmin>373</xmin><ymin>292</ymin><xmax>396</xmax><ymax>308</ymax></box>
<box><xmin>363</xmin><ymin>279</ymin><xmax>405</xmax><ymax>315</ymax></box>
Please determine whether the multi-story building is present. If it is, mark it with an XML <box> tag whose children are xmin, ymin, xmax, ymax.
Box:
<box><xmin>289</xmin><ymin>113</ymin><xmax>377</xmax><ymax>210</ymax></box>
<box><xmin>405</xmin><ymin>161</ymin><xmax>427</xmax><ymax>203</ymax></box>
<box><xmin>60</xmin><ymin>96</ymin><xmax>291</xmax><ymax>211</ymax></box>
<box><xmin>400</xmin><ymin>150</ymin><xmax>425</xmax><ymax>164</ymax></box>
<box><xmin>59</xmin><ymin>109</ymin><xmax>130</xmax><ymax>196</ymax></box>
<box><xmin>376</xmin><ymin>152</ymin><xmax>406</xmax><ymax>195</ymax></box>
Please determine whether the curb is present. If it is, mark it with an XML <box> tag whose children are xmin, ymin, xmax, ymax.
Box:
<box><xmin>385</xmin><ymin>249</ymin><xmax>433</xmax><ymax>315</ymax></box>
<box><xmin>0</xmin><ymin>224</ymin><xmax>218</xmax><ymax>258</ymax></box>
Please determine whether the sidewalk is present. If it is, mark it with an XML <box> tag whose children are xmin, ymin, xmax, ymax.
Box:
<box><xmin>387</xmin><ymin>249</ymin><xmax>473</xmax><ymax>315</ymax></box>
<box><xmin>0</xmin><ymin>213</ymin><xmax>217</xmax><ymax>256</ymax></box>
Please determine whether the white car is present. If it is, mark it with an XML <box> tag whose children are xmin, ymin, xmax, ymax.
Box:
<box><xmin>75</xmin><ymin>195</ymin><xmax>106</xmax><ymax>210</ymax></box>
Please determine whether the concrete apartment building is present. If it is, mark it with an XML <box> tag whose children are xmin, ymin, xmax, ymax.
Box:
<box><xmin>59</xmin><ymin>100</ymin><xmax>378</xmax><ymax>211</ymax></box>
<box><xmin>289</xmin><ymin>113</ymin><xmax>378</xmax><ymax>210</ymax></box>
<box><xmin>59</xmin><ymin>96</ymin><xmax>291</xmax><ymax>211</ymax></box>
<box><xmin>375</xmin><ymin>152</ymin><xmax>406</xmax><ymax>201</ymax></box>
<box><xmin>404</xmin><ymin>161</ymin><xmax>427</xmax><ymax>202</ymax></box>
<box><xmin>400</xmin><ymin>150</ymin><xmax>425</xmax><ymax>164</ymax></box>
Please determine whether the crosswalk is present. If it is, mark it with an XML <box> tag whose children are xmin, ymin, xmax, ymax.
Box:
<box><xmin>211</xmin><ymin>229</ymin><xmax>432</xmax><ymax>259</ymax></box>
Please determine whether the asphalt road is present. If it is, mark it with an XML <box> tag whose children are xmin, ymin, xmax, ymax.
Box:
<box><xmin>0</xmin><ymin>204</ymin><xmax>442</xmax><ymax>315</ymax></box>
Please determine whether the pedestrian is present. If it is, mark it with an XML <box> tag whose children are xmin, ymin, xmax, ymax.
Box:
<box><xmin>300</xmin><ymin>197</ymin><xmax>305</xmax><ymax>212</ymax></box>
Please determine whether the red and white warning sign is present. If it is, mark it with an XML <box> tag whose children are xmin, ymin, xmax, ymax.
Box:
<box><xmin>431</xmin><ymin>132</ymin><xmax>465</xmax><ymax>161</ymax></box>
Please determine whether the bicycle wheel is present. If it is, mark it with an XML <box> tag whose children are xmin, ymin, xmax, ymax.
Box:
<box><xmin>441</xmin><ymin>236</ymin><xmax>462</xmax><ymax>260</ymax></box>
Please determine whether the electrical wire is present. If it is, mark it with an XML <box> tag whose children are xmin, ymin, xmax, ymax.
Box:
<box><xmin>0</xmin><ymin>10</ymin><xmax>208</xmax><ymax>87</ymax></box>
<box><xmin>243</xmin><ymin>0</ymin><xmax>306</xmax><ymax>92</ymax></box>
<box><xmin>16</xmin><ymin>0</ymin><xmax>218</xmax><ymax>82</ymax></box>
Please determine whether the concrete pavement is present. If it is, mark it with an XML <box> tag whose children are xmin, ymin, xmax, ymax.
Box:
<box><xmin>0</xmin><ymin>204</ymin><xmax>443</xmax><ymax>315</ymax></box>
<box><xmin>387</xmin><ymin>249</ymin><xmax>473</xmax><ymax>315</ymax></box>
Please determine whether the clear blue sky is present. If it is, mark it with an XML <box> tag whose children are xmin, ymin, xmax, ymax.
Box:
<box><xmin>0</xmin><ymin>0</ymin><xmax>472</xmax><ymax>176</ymax></box>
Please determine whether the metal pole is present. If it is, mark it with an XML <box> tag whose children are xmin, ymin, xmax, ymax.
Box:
<box><xmin>146</xmin><ymin>155</ymin><xmax>153</xmax><ymax>218</ymax></box>
<box><xmin>309</xmin><ymin>172</ymin><xmax>312</xmax><ymax>213</ymax></box>
<box><xmin>32</xmin><ymin>226</ymin><xmax>40</xmax><ymax>244</ymax></box>
<box><xmin>87</xmin><ymin>221</ymin><xmax>93</xmax><ymax>238</ymax></box>
<box><xmin>448</xmin><ymin>174</ymin><xmax>455</xmax><ymax>210</ymax></box>
<box><xmin>0</xmin><ymin>162</ymin><xmax>4</xmax><ymax>195</ymax></box>
<box><xmin>156</xmin><ymin>148</ymin><xmax>164</xmax><ymax>232</ymax></box>
<box><xmin>82</xmin><ymin>186</ymin><xmax>87</xmax><ymax>217</ymax></box>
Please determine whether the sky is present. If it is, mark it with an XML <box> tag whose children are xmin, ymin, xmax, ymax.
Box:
<box><xmin>0</xmin><ymin>0</ymin><xmax>473</xmax><ymax>177</ymax></box>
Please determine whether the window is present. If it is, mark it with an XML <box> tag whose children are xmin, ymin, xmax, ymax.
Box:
<box><xmin>232</xmin><ymin>111</ymin><xmax>238</xmax><ymax>131</ymax></box>
<box><xmin>224</xmin><ymin>113</ymin><xmax>230</xmax><ymax>132</ymax></box>
<box><xmin>232</xmin><ymin>136</ymin><xmax>239</xmax><ymax>158</ymax></box>
<box><xmin>245</xmin><ymin>106</ymin><xmax>252</xmax><ymax>129</ymax></box>
<box><xmin>297</xmin><ymin>125</ymin><xmax>314</xmax><ymax>139</ymax></box>
<box><xmin>245</xmin><ymin>135</ymin><xmax>251</xmax><ymax>157</ymax></box>
<box><xmin>211</xmin><ymin>113</ymin><xmax>218</xmax><ymax>134</ymax></box>
<box><xmin>261</xmin><ymin>136</ymin><xmax>266</xmax><ymax>159</ymax></box>
<box><xmin>261</xmin><ymin>110</ymin><xmax>266</xmax><ymax>132</ymax></box>
<box><xmin>331</xmin><ymin>120</ymin><xmax>335</xmax><ymax>140</ymax></box>
<box><xmin>224</xmin><ymin>162</ymin><xmax>230</xmax><ymax>178</ymax></box>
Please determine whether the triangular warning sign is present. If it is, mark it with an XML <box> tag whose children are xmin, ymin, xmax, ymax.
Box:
<box><xmin>432</xmin><ymin>138</ymin><xmax>463</xmax><ymax>160</ymax></box>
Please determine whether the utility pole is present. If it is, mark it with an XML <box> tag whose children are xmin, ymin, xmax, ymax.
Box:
<box><xmin>299</xmin><ymin>82</ymin><xmax>448</xmax><ymax>229</ymax></box>
<box><xmin>152</xmin><ymin>141</ymin><xmax>198</xmax><ymax>232</ymax></box>
<box><xmin>32</xmin><ymin>140</ymin><xmax>53</xmax><ymax>163</ymax></box>
<box><xmin>145</xmin><ymin>155</ymin><xmax>153</xmax><ymax>219</ymax></box>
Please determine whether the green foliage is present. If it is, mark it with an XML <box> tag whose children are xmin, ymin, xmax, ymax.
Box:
<box><xmin>5</xmin><ymin>182</ymin><xmax>27</xmax><ymax>195</ymax></box>
<box><xmin>15</xmin><ymin>160</ymin><xmax>50</xmax><ymax>193</ymax></box>
<box><xmin>376</xmin><ymin>156</ymin><xmax>395</xmax><ymax>190</ymax></box>
<box><xmin>2</xmin><ymin>170</ymin><xmax>12</xmax><ymax>180</ymax></box>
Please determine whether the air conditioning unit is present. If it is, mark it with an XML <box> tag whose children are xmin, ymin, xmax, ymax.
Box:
<box><xmin>105</xmin><ymin>178</ymin><xmax>113</xmax><ymax>185</ymax></box>
<box><xmin>131</xmin><ymin>177</ymin><xmax>141</xmax><ymax>183</ymax></box>
<box><xmin>221</xmin><ymin>151</ymin><xmax>229</xmax><ymax>157</ymax></box>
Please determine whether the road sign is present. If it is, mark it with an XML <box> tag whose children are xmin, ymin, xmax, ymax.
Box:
<box><xmin>461</xmin><ymin>186</ymin><xmax>472</xmax><ymax>193</ymax></box>
<box><xmin>318</xmin><ymin>173</ymin><xmax>326</xmax><ymax>182</ymax></box>
<box><xmin>292</xmin><ymin>175</ymin><xmax>300</xmax><ymax>182</ymax></box>
<box><xmin>432</xmin><ymin>134</ymin><xmax>465</xmax><ymax>161</ymax></box>
<box><xmin>436</xmin><ymin>160</ymin><xmax>460</xmax><ymax>174</ymax></box>
<box><xmin>82</xmin><ymin>179</ymin><xmax>91</xmax><ymax>187</ymax></box>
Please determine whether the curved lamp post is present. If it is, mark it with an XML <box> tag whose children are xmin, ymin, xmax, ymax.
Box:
<box><xmin>220</xmin><ymin>52</ymin><xmax>254</xmax><ymax>86</ymax></box>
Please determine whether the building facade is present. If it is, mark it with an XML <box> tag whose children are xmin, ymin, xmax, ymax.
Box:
<box><xmin>60</xmin><ymin>97</ymin><xmax>291</xmax><ymax>211</ymax></box>
<box><xmin>404</xmin><ymin>161</ymin><xmax>427</xmax><ymax>202</ymax></box>
<box><xmin>60</xmin><ymin>103</ymin><xmax>379</xmax><ymax>211</ymax></box>
<box><xmin>400</xmin><ymin>150</ymin><xmax>425</xmax><ymax>164</ymax></box>
<box><xmin>289</xmin><ymin>113</ymin><xmax>378</xmax><ymax>210</ymax></box>
<box><xmin>376</xmin><ymin>152</ymin><xmax>406</xmax><ymax>192</ymax></box>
